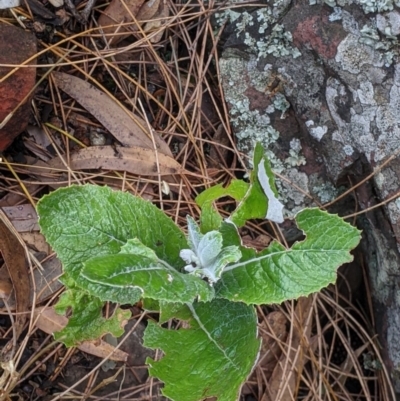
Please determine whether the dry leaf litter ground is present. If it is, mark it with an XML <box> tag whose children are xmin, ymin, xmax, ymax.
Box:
<box><xmin>0</xmin><ymin>0</ymin><xmax>395</xmax><ymax>400</ymax></box>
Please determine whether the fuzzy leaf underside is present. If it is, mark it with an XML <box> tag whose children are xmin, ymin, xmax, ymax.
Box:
<box><xmin>37</xmin><ymin>185</ymin><xmax>188</xmax><ymax>281</ymax></box>
<box><xmin>216</xmin><ymin>208</ymin><xmax>362</xmax><ymax>304</ymax></box>
<box><xmin>54</xmin><ymin>289</ymin><xmax>130</xmax><ymax>347</ymax></box>
<box><xmin>144</xmin><ymin>298</ymin><xmax>260</xmax><ymax>401</ymax></box>
<box><xmin>80</xmin><ymin>253</ymin><xmax>214</xmax><ymax>304</ymax></box>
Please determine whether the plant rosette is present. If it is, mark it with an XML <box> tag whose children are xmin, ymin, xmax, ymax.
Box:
<box><xmin>37</xmin><ymin>143</ymin><xmax>361</xmax><ymax>401</ymax></box>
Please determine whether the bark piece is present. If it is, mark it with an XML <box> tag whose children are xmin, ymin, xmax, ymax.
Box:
<box><xmin>0</xmin><ymin>209</ymin><xmax>30</xmax><ymax>361</ymax></box>
<box><xmin>0</xmin><ymin>23</ymin><xmax>36</xmax><ymax>151</ymax></box>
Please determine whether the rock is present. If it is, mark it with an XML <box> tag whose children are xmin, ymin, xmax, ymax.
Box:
<box><xmin>0</xmin><ymin>23</ymin><xmax>36</xmax><ymax>151</ymax></box>
<box><xmin>218</xmin><ymin>0</ymin><xmax>400</xmax><ymax>393</ymax></box>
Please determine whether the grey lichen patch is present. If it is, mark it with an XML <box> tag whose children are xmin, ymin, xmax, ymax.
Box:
<box><xmin>272</xmin><ymin>0</ymin><xmax>292</xmax><ymax>18</ymax></box>
<box><xmin>307</xmin><ymin>1</ymin><xmax>400</xmax><ymax>169</ymax></box>
<box><xmin>329</xmin><ymin>6</ymin><xmax>343</xmax><ymax>20</ymax></box>
<box><xmin>305</xmin><ymin>120</ymin><xmax>328</xmax><ymax>141</ymax></box>
<box><xmin>220</xmin><ymin>56</ymin><xmax>281</xmax><ymax>154</ymax></box>
<box><xmin>219</xmin><ymin>55</ymin><xmax>282</xmax><ymax>166</ymax></box>
<box><xmin>313</xmin><ymin>1</ymin><xmax>400</xmax><ymax>66</ymax></box>
<box><xmin>360</xmin><ymin>20</ymin><xmax>400</xmax><ymax>66</ymax></box>
<box><xmin>324</xmin><ymin>71</ymin><xmax>400</xmax><ymax>164</ymax></box>
<box><xmin>336</xmin><ymin>34</ymin><xmax>384</xmax><ymax>73</ymax></box>
<box><xmin>285</xmin><ymin>139</ymin><xmax>306</xmax><ymax>166</ymax></box>
<box><xmin>387</xmin><ymin>198</ymin><xmax>400</xmax><ymax>224</ymax></box>
<box><xmin>277</xmin><ymin>168</ymin><xmax>310</xmax><ymax>214</ymax></box>
<box><xmin>273</xmin><ymin>93</ymin><xmax>290</xmax><ymax>117</ymax></box>
<box><xmin>310</xmin><ymin>0</ymin><xmax>400</xmax><ymax>14</ymax></box>
<box><xmin>358</xmin><ymin>0</ymin><xmax>400</xmax><ymax>13</ymax></box>
<box><xmin>214</xmin><ymin>9</ymin><xmax>241</xmax><ymax>27</ymax></box>
<box><xmin>374</xmin><ymin>168</ymin><xmax>399</xmax><ymax>197</ymax></box>
<box><xmin>343</xmin><ymin>144</ymin><xmax>354</xmax><ymax>155</ymax></box>
<box><xmin>219</xmin><ymin>57</ymin><xmax>293</xmax><ymax>166</ymax></box>
<box><xmin>309</xmin><ymin>174</ymin><xmax>341</xmax><ymax>204</ymax></box>
<box><xmin>236</xmin><ymin>11</ymin><xmax>254</xmax><ymax>32</ymax></box>
<box><xmin>312</xmin><ymin>182</ymin><xmax>339</xmax><ymax>203</ymax></box>
<box><xmin>215</xmin><ymin>1</ymin><xmax>300</xmax><ymax>61</ymax></box>
<box><xmin>256</xmin><ymin>24</ymin><xmax>302</xmax><ymax>60</ymax></box>
<box><xmin>215</xmin><ymin>0</ymin><xmax>291</xmax><ymax>29</ymax></box>
<box><xmin>376</xmin><ymin>10</ymin><xmax>400</xmax><ymax>35</ymax></box>
<box><xmin>280</xmin><ymin>54</ymin><xmax>326</xmax><ymax>113</ymax></box>
<box><xmin>357</xmin><ymin>75</ymin><xmax>377</xmax><ymax>105</ymax></box>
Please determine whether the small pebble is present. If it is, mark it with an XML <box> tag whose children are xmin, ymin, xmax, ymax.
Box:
<box><xmin>89</xmin><ymin>130</ymin><xmax>106</xmax><ymax>146</ymax></box>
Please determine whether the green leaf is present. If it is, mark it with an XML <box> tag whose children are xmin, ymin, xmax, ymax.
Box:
<box><xmin>159</xmin><ymin>301</ymin><xmax>192</xmax><ymax>323</ymax></box>
<box><xmin>216</xmin><ymin>208</ymin><xmax>362</xmax><ymax>304</ymax></box>
<box><xmin>230</xmin><ymin>143</ymin><xmax>283</xmax><ymax>226</ymax></box>
<box><xmin>54</xmin><ymin>289</ymin><xmax>130</xmax><ymax>347</ymax></box>
<box><xmin>142</xmin><ymin>298</ymin><xmax>160</xmax><ymax>312</ymax></box>
<box><xmin>37</xmin><ymin>185</ymin><xmax>188</xmax><ymax>281</ymax></box>
<box><xmin>199</xmin><ymin>201</ymin><xmax>222</xmax><ymax>233</ymax></box>
<box><xmin>120</xmin><ymin>238</ymin><xmax>159</xmax><ymax>258</ymax></box>
<box><xmin>144</xmin><ymin>298</ymin><xmax>260</xmax><ymax>401</ymax></box>
<box><xmin>195</xmin><ymin>180</ymin><xmax>249</xmax><ymax>207</ymax></box>
<box><xmin>79</xmin><ymin>253</ymin><xmax>214</xmax><ymax>304</ymax></box>
<box><xmin>219</xmin><ymin>221</ymin><xmax>242</xmax><ymax>247</ymax></box>
<box><xmin>195</xmin><ymin>144</ymin><xmax>283</xmax><ymax>228</ymax></box>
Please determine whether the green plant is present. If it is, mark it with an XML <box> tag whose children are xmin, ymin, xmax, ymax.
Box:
<box><xmin>37</xmin><ymin>144</ymin><xmax>361</xmax><ymax>401</ymax></box>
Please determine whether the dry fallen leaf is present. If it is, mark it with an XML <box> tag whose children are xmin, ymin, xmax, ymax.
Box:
<box><xmin>335</xmin><ymin>342</ymin><xmax>370</xmax><ymax>388</ymax></box>
<box><xmin>30</xmin><ymin>256</ymin><xmax>63</xmax><ymax>303</ymax></box>
<box><xmin>34</xmin><ymin>307</ymin><xmax>129</xmax><ymax>362</ymax></box>
<box><xmin>26</xmin><ymin>124</ymin><xmax>52</xmax><ymax>149</ymax></box>
<box><xmin>264</xmin><ymin>296</ymin><xmax>313</xmax><ymax>401</ymax></box>
<box><xmin>0</xmin><ymin>0</ymin><xmax>21</xmax><ymax>9</ymax></box>
<box><xmin>0</xmin><ymin>209</ymin><xmax>30</xmax><ymax>360</ymax></box>
<box><xmin>0</xmin><ymin>205</ymin><xmax>61</xmax><ymax>309</ymax></box>
<box><xmin>258</xmin><ymin>311</ymin><xmax>288</xmax><ymax>376</ymax></box>
<box><xmin>1</xmin><ymin>204</ymin><xmax>50</xmax><ymax>253</ymax></box>
<box><xmin>242</xmin><ymin>310</ymin><xmax>288</xmax><ymax>397</ymax></box>
<box><xmin>52</xmin><ymin>72</ymin><xmax>173</xmax><ymax>156</ymax></box>
<box><xmin>47</xmin><ymin>145</ymin><xmax>182</xmax><ymax>176</ymax></box>
<box><xmin>0</xmin><ymin>157</ymin><xmax>45</xmax><ymax>208</ymax></box>
<box><xmin>47</xmin><ymin>0</ymin><xmax>63</xmax><ymax>7</ymax></box>
<box><xmin>143</xmin><ymin>0</ymin><xmax>169</xmax><ymax>43</ymax></box>
<box><xmin>20</xmin><ymin>232</ymin><xmax>50</xmax><ymax>254</ymax></box>
<box><xmin>242</xmin><ymin>234</ymin><xmax>272</xmax><ymax>252</ymax></box>
<box><xmin>98</xmin><ymin>0</ymin><xmax>163</xmax><ymax>45</ymax></box>
<box><xmin>0</xmin><ymin>255</ymin><xmax>62</xmax><ymax>310</ymax></box>
<box><xmin>136</xmin><ymin>0</ymin><xmax>160</xmax><ymax>21</ymax></box>
<box><xmin>98</xmin><ymin>0</ymin><xmax>146</xmax><ymax>44</ymax></box>
<box><xmin>0</xmin><ymin>279</ymin><xmax>12</xmax><ymax>299</ymax></box>
<box><xmin>2</xmin><ymin>204</ymin><xmax>39</xmax><ymax>232</ymax></box>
